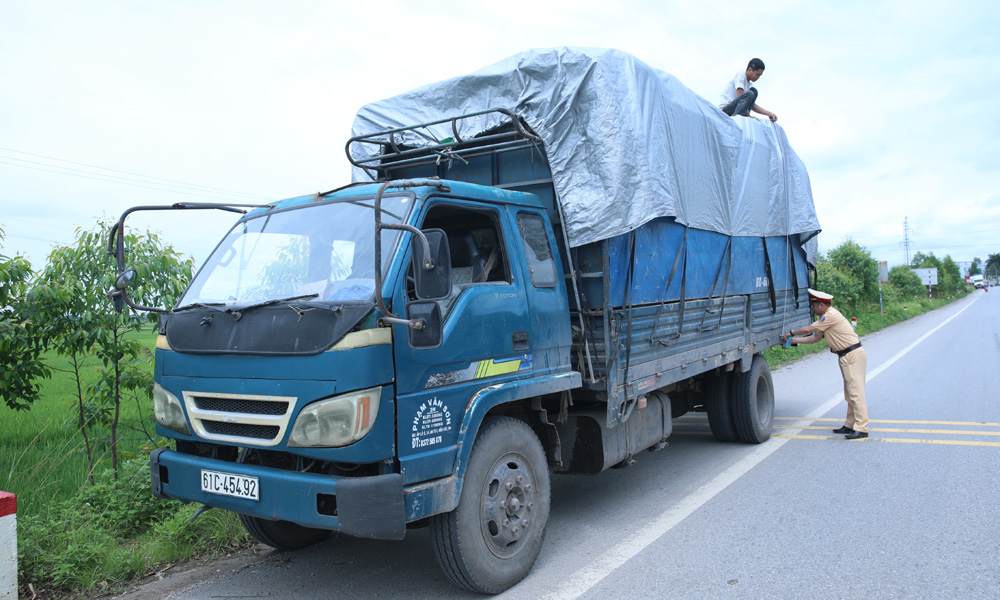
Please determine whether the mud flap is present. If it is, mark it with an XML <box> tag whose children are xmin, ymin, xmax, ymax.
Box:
<box><xmin>337</xmin><ymin>473</ymin><xmax>406</xmax><ymax>540</ymax></box>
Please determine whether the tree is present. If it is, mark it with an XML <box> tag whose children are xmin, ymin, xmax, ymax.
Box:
<box><xmin>968</xmin><ymin>261</ymin><xmax>981</xmax><ymax>277</ymax></box>
<box><xmin>30</xmin><ymin>221</ymin><xmax>193</xmax><ymax>478</ymax></box>
<box><xmin>818</xmin><ymin>240</ymin><xmax>880</xmax><ymax>312</ymax></box>
<box><xmin>888</xmin><ymin>265</ymin><xmax>924</xmax><ymax>298</ymax></box>
<box><xmin>910</xmin><ymin>251</ymin><xmax>941</xmax><ymax>270</ymax></box>
<box><xmin>910</xmin><ymin>252</ymin><xmax>964</xmax><ymax>295</ymax></box>
<box><xmin>986</xmin><ymin>253</ymin><xmax>1000</xmax><ymax>283</ymax></box>
<box><xmin>939</xmin><ymin>256</ymin><xmax>962</xmax><ymax>294</ymax></box>
<box><xmin>815</xmin><ymin>255</ymin><xmax>861</xmax><ymax>312</ymax></box>
<box><xmin>0</xmin><ymin>228</ymin><xmax>51</xmax><ymax>410</ymax></box>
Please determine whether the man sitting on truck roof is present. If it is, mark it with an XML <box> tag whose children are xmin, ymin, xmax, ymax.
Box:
<box><xmin>718</xmin><ymin>58</ymin><xmax>778</xmax><ymax>122</ymax></box>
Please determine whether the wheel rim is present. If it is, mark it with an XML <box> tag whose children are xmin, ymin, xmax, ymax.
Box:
<box><xmin>755</xmin><ymin>375</ymin><xmax>773</xmax><ymax>426</ymax></box>
<box><xmin>479</xmin><ymin>450</ymin><xmax>537</xmax><ymax>559</ymax></box>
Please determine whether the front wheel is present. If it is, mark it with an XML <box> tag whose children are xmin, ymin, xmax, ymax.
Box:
<box><xmin>430</xmin><ymin>417</ymin><xmax>551</xmax><ymax>594</ymax></box>
<box><xmin>732</xmin><ymin>354</ymin><xmax>774</xmax><ymax>443</ymax></box>
<box><xmin>237</xmin><ymin>449</ymin><xmax>331</xmax><ymax>550</ymax></box>
<box><xmin>238</xmin><ymin>513</ymin><xmax>332</xmax><ymax>550</ymax></box>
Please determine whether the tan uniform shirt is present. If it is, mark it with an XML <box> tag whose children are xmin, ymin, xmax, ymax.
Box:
<box><xmin>812</xmin><ymin>307</ymin><xmax>859</xmax><ymax>351</ymax></box>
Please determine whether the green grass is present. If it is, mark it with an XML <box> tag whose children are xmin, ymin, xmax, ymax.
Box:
<box><xmin>0</xmin><ymin>329</ymin><xmax>162</xmax><ymax>518</ymax></box>
<box><xmin>3</xmin><ymin>327</ymin><xmax>250</xmax><ymax>597</ymax></box>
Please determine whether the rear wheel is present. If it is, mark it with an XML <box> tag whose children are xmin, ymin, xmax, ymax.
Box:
<box><xmin>431</xmin><ymin>417</ymin><xmax>551</xmax><ymax>594</ymax></box>
<box><xmin>705</xmin><ymin>370</ymin><xmax>738</xmax><ymax>442</ymax></box>
<box><xmin>732</xmin><ymin>354</ymin><xmax>774</xmax><ymax>443</ymax></box>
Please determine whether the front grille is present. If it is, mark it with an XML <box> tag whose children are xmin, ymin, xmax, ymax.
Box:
<box><xmin>202</xmin><ymin>420</ymin><xmax>280</xmax><ymax>439</ymax></box>
<box><xmin>193</xmin><ymin>396</ymin><xmax>289</xmax><ymax>415</ymax></box>
<box><xmin>182</xmin><ymin>391</ymin><xmax>298</xmax><ymax>446</ymax></box>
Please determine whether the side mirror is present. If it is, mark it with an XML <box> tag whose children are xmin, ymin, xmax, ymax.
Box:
<box><xmin>406</xmin><ymin>301</ymin><xmax>443</xmax><ymax>348</ymax></box>
<box><xmin>411</xmin><ymin>229</ymin><xmax>451</xmax><ymax>300</ymax></box>
<box><xmin>110</xmin><ymin>269</ymin><xmax>138</xmax><ymax>314</ymax></box>
<box><xmin>115</xmin><ymin>269</ymin><xmax>137</xmax><ymax>290</ymax></box>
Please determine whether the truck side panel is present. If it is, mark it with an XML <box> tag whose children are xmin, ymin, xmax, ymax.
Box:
<box><xmin>585</xmin><ymin>221</ymin><xmax>810</xmax><ymax>308</ymax></box>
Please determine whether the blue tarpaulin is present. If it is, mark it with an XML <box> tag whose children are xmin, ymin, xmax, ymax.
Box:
<box><xmin>351</xmin><ymin>47</ymin><xmax>820</xmax><ymax>263</ymax></box>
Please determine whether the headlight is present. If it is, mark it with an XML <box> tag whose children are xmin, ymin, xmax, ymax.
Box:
<box><xmin>288</xmin><ymin>387</ymin><xmax>381</xmax><ymax>448</ymax></box>
<box><xmin>153</xmin><ymin>382</ymin><xmax>190</xmax><ymax>435</ymax></box>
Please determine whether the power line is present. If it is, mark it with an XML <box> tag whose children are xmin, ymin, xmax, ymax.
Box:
<box><xmin>0</xmin><ymin>216</ymin><xmax>78</xmax><ymax>231</ymax></box>
<box><xmin>857</xmin><ymin>227</ymin><xmax>1000</xmax><ymax>239</ymax></box>
<box><xmin>0</xmin><ymin>147</ymin><xmax>277</xmax><ymax>202</ymax></box>
<box><xmin>0</xmin><ymin>159</ymin><xmax>272</xmax><ymax>203</ymax></box>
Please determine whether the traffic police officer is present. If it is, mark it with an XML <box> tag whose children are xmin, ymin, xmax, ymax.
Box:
<box><xmin>781</xmin><ymin>289</ymin><xmax>869</xmax><ymax>439</ymax></box>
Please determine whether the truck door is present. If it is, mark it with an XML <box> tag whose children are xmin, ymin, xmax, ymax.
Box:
<box><xmin>510</xmin><ymin>209</ymin><xmax>572</xmax><ymax>378</ymax></box>
<box><xmin>392</xmin><ymin>199</ymin><xmax>532</xmax><ymax>484</ymax></box>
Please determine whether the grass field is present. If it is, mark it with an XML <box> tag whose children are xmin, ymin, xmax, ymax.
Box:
<box><xmin>0</xmin><ymin>328</ymin><xmax>164</xmax><ymax>519</ymax></box>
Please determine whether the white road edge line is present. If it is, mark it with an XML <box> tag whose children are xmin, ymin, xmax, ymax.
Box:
<box><xmin>537</xmin><ymin>293</ymin><xmax>981</xmax><ymax>600</ymax></box>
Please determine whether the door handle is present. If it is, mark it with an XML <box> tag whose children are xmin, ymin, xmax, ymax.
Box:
<box><xmin>513</xmin><ymin>331</ymin><xmax>529</xmax><ymax>351</ymax></box>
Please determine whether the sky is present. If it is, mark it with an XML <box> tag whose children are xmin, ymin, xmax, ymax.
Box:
<box><xmin>2</xmin><ymin>0</ymin><xmax>999</xmax><ymax>276</ymax></box>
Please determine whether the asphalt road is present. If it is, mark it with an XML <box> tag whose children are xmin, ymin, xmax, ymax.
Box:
<box><xmin>117</xmin><ymin>289</ymin><xmax>1000</xmax><ymax>600</ymax></box>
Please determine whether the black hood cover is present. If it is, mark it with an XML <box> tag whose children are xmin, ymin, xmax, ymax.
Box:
<box><xmin>164</xmin><ymin>303</ymin><xmax>374</xmax><ymax>356</ymax></box>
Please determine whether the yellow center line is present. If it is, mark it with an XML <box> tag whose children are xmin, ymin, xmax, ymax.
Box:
<box><xmin>775</xmin><ymin>425</ymin><xmax>1000</xmax><ymax>436</ymax></box>
<box><xmin>775</xmin><ymin>434</ymin><xmax>1000</xmax><ymax>448</ymax></box>
<box><xmin>774</xmin><ymin>417</ymin><xmax>1000</xmax><ymax>427</ymax></box>
<box><xmin>677</xmin><ymin>415</ymin><xmax>1000</xmax><ymax>427</ymax></box>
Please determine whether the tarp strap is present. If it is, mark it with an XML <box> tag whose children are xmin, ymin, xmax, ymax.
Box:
<box><xmin>762</xmin><ymin>237</ymin><xmax>777</xmax><ymax>313</ymax></box>
<box><xmin>698</xmin><ymin>236</ymin><xmax>733</xmax><ymax>333</ymax></box>
<box><xmin>650</xmin><ymin>226</ymin><xmax>688</xmax><ymax>346</ymax></box>
<box><xmin>718</xmin><ymin>238</ymin><xmax>733</xmax><ymax>330</ymax></box>
<box><xmin>620</xmin><ymin>231</ymin><xmax>637</xmax><ymax>422</ymax></box>
<box><xmin>788</xmin><ymin>236</ymin><xmax>800</xmax><ymax>309</ymax></box>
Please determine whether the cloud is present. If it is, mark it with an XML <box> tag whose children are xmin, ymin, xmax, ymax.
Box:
<box><xmin>2</xmin><ymin>0</ymin><xmax>999</xmax><ymax>273</ymax></box>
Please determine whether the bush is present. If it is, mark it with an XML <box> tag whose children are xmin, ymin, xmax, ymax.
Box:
<box><xmin>827</xmin><ymin>240</ymin><xmax>880</xmax><ymax>306</ymax></box>
<box><xmin>74</xmin><ymin>459</ymin><xmax>176</xmax><ymax>537</ymax></box>
<box><xmin>18</xmin><ymin>458</ymin><xmax>249</xmax><ymax>597</ymax></box>
<box><xmin>815</xmin><ymin>257</ymin><xmax>861</xmax><ymax>312</ymax></box>
<box><xmin>888</xmin><ymin>265</ymin><xmax>923</xmax><ymax>298</ymax></box>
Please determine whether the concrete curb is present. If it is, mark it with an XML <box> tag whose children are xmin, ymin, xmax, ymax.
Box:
<box><xmin>0</xmin><ymin>492</ymin><xmax>15</xmax><ymax>600</ymax></box>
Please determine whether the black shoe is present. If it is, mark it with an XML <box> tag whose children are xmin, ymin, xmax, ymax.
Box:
<box><xmin>832</xmin><ymin>426</ymin><xmax>854</xmax><ymax>434</ymax></box>
<box><xmin>845</xmin><ymin>431</ymin><xmax>869</xmax><ymax>440</ymax></box>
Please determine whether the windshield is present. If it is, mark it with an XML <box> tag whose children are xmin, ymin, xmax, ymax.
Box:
<box><xmin>178</xmin><ymin>194</ymin><xmax>411</xmax><ymax>307</ymax></box>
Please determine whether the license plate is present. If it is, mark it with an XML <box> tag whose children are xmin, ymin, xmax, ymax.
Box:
<box><xmin>200</xmin><ymin>469</ymin><xmax>259</xmax><ymax>501</ymax></box>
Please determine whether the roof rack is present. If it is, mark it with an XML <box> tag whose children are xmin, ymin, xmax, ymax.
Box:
<box><xmin>345</xmin><ymin>108</ymin><xmax>543</xmax><ymax>180</ymax></box>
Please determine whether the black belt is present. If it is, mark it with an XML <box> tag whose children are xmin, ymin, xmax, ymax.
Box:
<box><xmin>832</xmin><ymin>342</ymin><xmax>862</xmax><ymax>357</ymax></box>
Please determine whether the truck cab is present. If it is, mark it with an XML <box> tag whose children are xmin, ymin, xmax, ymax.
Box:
<box><xmin>123</xmin><ymin>178</ymin><xmax>577</xmax><ymax>592</ymax></box>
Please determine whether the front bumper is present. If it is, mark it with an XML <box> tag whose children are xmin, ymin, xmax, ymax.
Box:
<box><xmin>149</xmin><ymin>448</ymin><xmax>406</xmax><ymax>540</ymax></box>
<box><xmin>151</xmin><ymin>447</ymin><xmax>415</xmax><ymax>540</ymax></box>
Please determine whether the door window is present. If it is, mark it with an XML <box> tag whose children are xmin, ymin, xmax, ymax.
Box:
<box><xmin>516</xmin><ymin>213</ymin><xmax>557</xmax><ymax>288</ymax></box>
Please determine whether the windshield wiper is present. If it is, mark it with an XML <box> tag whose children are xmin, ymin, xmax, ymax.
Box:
<box><xmin>228</xmin><ymin>294</ymin><xmax>319</xmax><ymax>320</ymax></box>
<box><xmin>172</xmin><ymin>294</ymin><xmax>325</xmax><ymax>320</ymax></box>
<box><xmin>173</xmin><ymin>302</ymin><xmax>228</xmax><ymax>313</ymax></box>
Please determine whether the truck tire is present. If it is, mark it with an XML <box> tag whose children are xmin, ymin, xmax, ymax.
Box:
<box><xmin>236</xmin><ymin>448</ymin><xmax>331</xmax><ymax>550</ymax></box>
<box><xmin>732</xmin><ymin>354</ymin><xmax>774</xmax><ymax>443</ymax></box>
<box><xmin>705</xmin><ymin>371</ymin><xmax>739</xmax><ymax>442</ymax></box>
<box><xmin>430</xmin><ymin>416</ymin><xmax>551</xmax><ymax>594</ymax></box>
<box><xmin>238</xmin><ymin>513</ymin><xmax>331</xmax><ymax>550</ymax></box>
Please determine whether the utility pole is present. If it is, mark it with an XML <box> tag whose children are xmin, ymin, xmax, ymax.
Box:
<box><xmin>901</xmin><ymin>217</ymin><xmax>912</xmax><ymax>266</ymax></box>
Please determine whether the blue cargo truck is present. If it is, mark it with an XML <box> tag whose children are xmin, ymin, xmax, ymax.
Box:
<box><xmin>108</xmin><ymin>49</ymin><xmax>820</xmax><ymax>593</ymax></box>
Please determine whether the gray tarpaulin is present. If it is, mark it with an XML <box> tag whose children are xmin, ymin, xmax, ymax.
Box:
<box><xmin>351</xmin><ymin>47</ymin><xmax>820</xmax><ymax>263</ymax></box>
